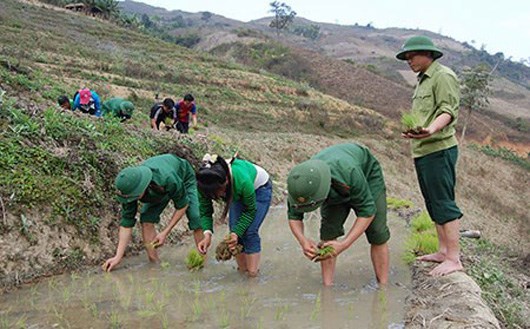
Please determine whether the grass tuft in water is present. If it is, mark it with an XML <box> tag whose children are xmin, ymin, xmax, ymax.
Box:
<box><xmin>185</xmin><ymin>249</ymin><xmax>205</xmax><ymax>271</ymax></box>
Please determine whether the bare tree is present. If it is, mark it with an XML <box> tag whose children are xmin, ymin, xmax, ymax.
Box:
<box><xmin>460</xmin><ymin>62</ymin><xmax>498</xmax><ymax>145</ymax></box>
<box><xmin>269</xmin><ymin>1</ymin><xmax>296</xmax><ymax>38</ymax></box>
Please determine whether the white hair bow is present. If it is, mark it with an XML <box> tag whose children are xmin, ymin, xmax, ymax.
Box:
<box><xmin>202</xmin><ymin>153</ymin><xmax>218</xmax><ymax>168</ymax></box>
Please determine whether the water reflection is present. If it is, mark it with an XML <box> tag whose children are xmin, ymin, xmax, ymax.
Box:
<box><xmin>0</xmin><ymin>207</ymin><xmax>409</xmax><ymax>328</ymax></box>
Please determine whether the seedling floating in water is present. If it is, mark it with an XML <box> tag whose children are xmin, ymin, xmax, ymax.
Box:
<box><xmin>400</xmin><ymin>112</ymin><xmax>423</xmax><ymax>134</ymax></box>
<box><xmin>215</xmin><ymin>235</ymin><xmax>243</xmax><ymax>261</ymax></box>
<box><xmin>186</xmin><ymin>249</ymin><xmax>205</xmax><ymax>271</ymax></box>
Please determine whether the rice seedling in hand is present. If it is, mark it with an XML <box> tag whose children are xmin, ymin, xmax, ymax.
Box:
<box><xmin>145</xmin><ymin>240</ymin><xmax>160</xmax><ymax>250</ymax></box>
<box><xmin>215</xmin><ymin>235</ymin><xmax>243</xmax><ymax>261</ymax></box>
<box><xmin>185</xmin><ymin>249</ymin><xmax>205</xmax><ymax>271</ymax></box>
<box><xmin>400</xmin><ymin>112</ymin><xmax>423</xmax><ymax>134</ymax></box>
<box><xmin>312</xmin><ymin>245</ymin><xmax>335</xmax><ymax>262</ymax></box>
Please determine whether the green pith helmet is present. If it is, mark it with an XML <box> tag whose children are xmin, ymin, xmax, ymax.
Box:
<box><xmin>396</xmin><ymin>35</ymin><xmax>443</xmax><ymax>60</ymax></box>
<box><xmin>287</xmin><ymin>160</ymin><xmax>331</xmax><ymax>213</ymax></box>
<box><xmin>115</xmin><ymin>166</ymin><xmax>152</xmax><ymax>203</ymax></box>
<box><xmin>119</xmin><ymin>101</ymin><xmax>134</xmax><ymax>116</ymax></box>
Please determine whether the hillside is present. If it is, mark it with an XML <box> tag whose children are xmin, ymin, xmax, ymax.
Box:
<box><xmin>119</xmin><ymin>1</ymin><xmax>530</xmax><ymax>155</ymax></box>
<box><xmin>0</xmin><ymin>0</ymin><xmax>529</xmax><ymax>327</ymax></box>
<box><xmin>0</xmin><ymin>0</ymin><xmax>387</xmax><ymax>289</ymax></box>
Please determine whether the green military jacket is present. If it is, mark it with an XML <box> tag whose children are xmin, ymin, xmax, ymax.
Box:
<box><xmin>120</xmin><ymin>154</ymin><xmax>191</xmax><ymax>227</ymax></box>
<box><xmin>288</xmin><ymin>143</ymin><xmax>386</xmax><ymax>220</ymax></box>
<box><xmin>102</xmin><ymin>98</ymin><xmax>132</xmax><ymax>118</ymax></box>
<box><xmin>199</xmin><ymin>159</ymin><xmax>258</xmax><ymax>237</ymax></box>
<box><xmin>410</xmin><ymin>61</ymin><xmax>460</xmax><ymax>158</ymax></box>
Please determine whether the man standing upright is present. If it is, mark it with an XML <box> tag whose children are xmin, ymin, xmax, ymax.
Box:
<box><xmin>396</xmin><ymin>36</ymin><xmax>463</xmax><ymax>276</ymax></box>
<box><xmin>175</xmin><ymin>93</ymin><xmax>197</xmax><ymax>133</ymax></box>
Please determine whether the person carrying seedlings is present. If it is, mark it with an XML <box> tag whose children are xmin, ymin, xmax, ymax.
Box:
<box><xmin>287</xmin><ymin>143</ymin><xmax>390</xmax><ymax>287</ymax></box>
<box><xmin>57</xmin><ymin>95</ymin><xmax>73</xmax><ymax>110</ymax></box>
<box><xmin>73</xmin><ymin>88</ymin><xmax>102</xmax><ymax>117</ymax></box>
<box><xmin>196</xmin><ymin>154</ymin><xmax>272</xmax><ymax>277</ymax></box>
<box><xmin>101</xmin><ymin>97</ymin><xmax>135</xmax><ymax>122</ymax></box>
<box><xmin>396</xmin><ymin>36</ymin><xmax>463</xmax><ymax>276</ymax></box>
<box><xmin>150</xmin><ymin>98</ymin><xmax>177</xmax><ymax>131</ymax></box>
<box><xmin>174</xmin><ymin>93</ymin><xmax>198</xmax><ymax>133</ymax></box>
<box><xmin>103</xmin><ymin>154</ymin><xmax>204</xmax><ymax>272</ymax></box>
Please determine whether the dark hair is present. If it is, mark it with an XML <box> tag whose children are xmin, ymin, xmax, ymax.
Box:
<box><xmin>57</xmin><ymin>95</ymin><xmax>69</xmax><ymax>106</ymax></box>
<box><xmin>183</xmin><ymin>93</ymin><xmax>194</xmax><ymax>102</ymax></box>
<box><xmin>162</xmin><ymin>98</ymin><xmax>175</xmax><ymax>109</ymax></box>
<box><xmin>196</xmin><ymin>156</ymin><xmax>232</xmax><ymax>220</ymax></box>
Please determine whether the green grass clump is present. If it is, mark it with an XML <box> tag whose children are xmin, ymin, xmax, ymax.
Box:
<box><xmin>185</xmin><ymin>249</ymin><xmax>205</xmax><ymax>271</ymax></box>
<box><xmin>386</xmin><ymin>197</ymin><xmax>413</xmax><ymax>210</ymax></box>
<box><xmin>464</xmin><ymin>239</ymin><xmax>528</xmax><ymax>328</ymax></box>
<box><xmin>403</xmin><ymin>211</ymin><xmax>438</xmax><ymax>264</ymax></box>
<box><xmin>411</xmin><ymin>211</ymin><xmax>434</xmax><ymax>232</ymax></box>
<box><xmin>400</xmin><ymin>112</ymin><xmax>422</xmax><ymax>133</ymax></box>
<box><xmin>469</xmin><ymin>144</ymin><xmax>530</xmax><ymax>171</ymax></box>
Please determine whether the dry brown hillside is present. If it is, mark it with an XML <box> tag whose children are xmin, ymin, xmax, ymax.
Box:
<box><xmin>120</xmin><ymin>1</ymin><xmax>529</xmax><ymax>154</ymax></box>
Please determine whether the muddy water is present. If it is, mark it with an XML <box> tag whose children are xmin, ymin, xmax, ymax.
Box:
<box><xmin>0</xmin><ymin>206</ymin><xmax>410</xmax><ymax>328</ymax></box>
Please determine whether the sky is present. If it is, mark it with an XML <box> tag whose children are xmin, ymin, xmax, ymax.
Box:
<box><xmin>132</xmin><ymin>0</ymin><xmax>530</xmax><ymax>62</ymax></box>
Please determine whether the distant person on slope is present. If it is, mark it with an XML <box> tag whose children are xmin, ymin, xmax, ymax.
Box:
<box><xmin>150</xmin><ymin>98</ymin><xmax>177</xmax><ymax>131</ymax></box>
<box><xmin>396</xmin><ymin>35</ymin><xmax>463</xmax><ymax>276</ymax></box>
<box><xmin>174</xmin><ymin>93</ymin><xmax>198</xmax><ymax>133</ymax></box>
<box><xmin>57</xmin><ymin>95</ymin><xmax>73</xmax><ymax>110</ymax></box>
<box><xmin>103</xmin><ymin>154</ymin><xmax>204</xmax><ymax>272</ymax></box>
<box><xmin>73</xmin><ymin>88</ymin><xmax>102</xmax><ymax>117</ymax></box>
<box><xmin>101</xmin><ymin>97</ymin><xmax>135</xmax><ymax>122</ymax></box>
<box><xmin>286</xmin><ymin>143</ymin><xmax>390</xmax><ymax>287</ymax></box>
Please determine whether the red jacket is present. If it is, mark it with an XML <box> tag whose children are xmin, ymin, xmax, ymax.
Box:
<box><xmin>175</xmin><ymin>100</ymin><xmax>196</xmax><ymax>123</ymax></box>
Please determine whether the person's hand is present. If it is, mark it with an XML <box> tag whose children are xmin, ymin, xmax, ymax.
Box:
<box><xmin>152</xmin><ymin>232</ymin><xmax>167</xmax><ymax>248</ymax></box>
<box><xmin>320</xmin><ymin>240</ymin><xmax>347</xmax><ymax>258</ymax></box>
<box><xmin>300</xmin><ymin>239</ymin><xmax>318</xmax><ymax>260</ymax></box>
<box><xmin>402</xmin><ymin>127</ymin><xmax>433</xmax><ymax>139</ymax></box>
<box><xmin>226</xmin><ymin>232</ymin><xmax>239</xmax><ymax>251</ymax></box>
<box><xmin>198</xmin><ymin>235</ymin><xmax>212</xmax><ymax>254</ymax></box>
<box><xmin>102</xmin><ymin>255</ymin><xmax>122</xmax><ymax>272</ymax></box>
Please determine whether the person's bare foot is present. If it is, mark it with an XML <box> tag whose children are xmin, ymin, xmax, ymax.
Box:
<box><xmin>417</xmin><ymin>252</ymin><xmax>445</xmax><ymax>263</ymax></box>
<box><xmin>428</xmin><ymin>259</ymin><xmax>463</xmax><ymax>276</ymax></box>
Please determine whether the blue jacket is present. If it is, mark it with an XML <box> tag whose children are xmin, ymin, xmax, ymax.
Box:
<box><xmin>73</xmin><ymin>90</ymin><xmax>102</xmax><ymax>117</ymax></box>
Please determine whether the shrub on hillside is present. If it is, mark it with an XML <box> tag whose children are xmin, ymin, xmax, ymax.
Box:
<box><xmin>175</xmin><ymin>34</ymin><xmax>201</xmax><ymax>48</ymax></box>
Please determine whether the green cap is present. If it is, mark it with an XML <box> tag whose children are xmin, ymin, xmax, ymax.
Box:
<box><xmin>396</xmin><ymin>35</ymin><xmax>443</xmax><ymax>60</ymax></box>
<box><xmin>114</xmin><ymin>166</ymin><xmax>152</xmax><ymax>203</ymax></box>
<box><xmin>119</xmin><ymin>101</ymin><xmax>134</xmax><ymax>116</ymax></box>
<box><xmin>287</xmin><ymin>160</ymin><xmax>331</xmax><ymax>213</ymax></box>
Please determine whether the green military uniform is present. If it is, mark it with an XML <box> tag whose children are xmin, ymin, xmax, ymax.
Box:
<box><xmin>396</xmin><ymin>35</ymin><xmax>463</xmax><ymax>224</ymax></box>
<box><xmin>118</xmin><ymin>154</ymin><xmax>200</xmax><ymax>230</ymax></box>
<box><xmin>102</xmin><ymin>98</ymin><xmax>134</xmax><ymax>119</ymax></box>
<box><xmin>199</xmin><ymin>159</ymin><xmax>258</xmax><ymax>237</ymax></box>
<box><xmin>410</xmin><ymin>61</ymin><xmax>459</xmax><ymax>158</ymax></box>
<box><xmin>288</xmin><ymin>143</ymin><xmax>389</xmax><ymax>244</ymax></box>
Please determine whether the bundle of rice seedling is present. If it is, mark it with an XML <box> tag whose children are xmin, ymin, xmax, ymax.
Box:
<box><xmin>401</xmin><ymin>112</ymin><xmax>423</xmax><ymax>134</ymax></box>
<box><xmin>186</xmin><ymin>249</ymin><xmax>205</xmax><ymax>271</ymax></box>
<box><xmin>145</xmin><ymin>240</ymin><xmax>160</xmax><ymax>250</ymax></box>
<box><xmin>312</xmin><ymin>245</ymin><xmax>335</xmax><ymax>262</ymax></box>
<box><xmin>215</xmin><ymin>235</ymin><xmax>243</xmax><ymax>261</ymax></box>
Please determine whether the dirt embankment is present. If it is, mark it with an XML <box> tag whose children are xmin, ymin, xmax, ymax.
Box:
<box><xmin>405</xmin><ymin>264</ymin><xmax>500</xmax><ymax>329</ymax></box>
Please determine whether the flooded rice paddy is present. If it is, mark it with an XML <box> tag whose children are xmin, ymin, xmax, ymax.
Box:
<box><xmin>0</xmin><ymin>206</ymin><xmax>410</xmax><ymax>328</ymax></box>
